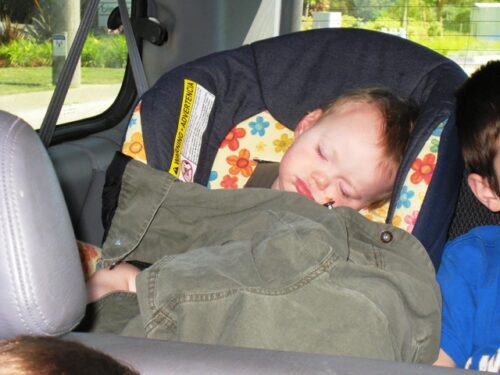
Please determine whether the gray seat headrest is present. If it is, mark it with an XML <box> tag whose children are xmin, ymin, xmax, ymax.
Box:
<box><xmin>0</xmin><ymin>111</ymin><xmax>86</xmax><ymax>339</ymax></box>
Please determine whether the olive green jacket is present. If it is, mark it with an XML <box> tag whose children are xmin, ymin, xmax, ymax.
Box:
<box><xmin>88</xmin><ymin>159</ymin><xmax>441</xmax><ymax>363</ymax></box>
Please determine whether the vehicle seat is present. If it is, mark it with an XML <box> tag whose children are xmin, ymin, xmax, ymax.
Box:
<box><xmin>0</xmin><ymin>111</ymin><xmax>86</xmax><ymax>339</ymax></box>
<box><xmin>119</xmin><ymin>28</ymin><xmax>468</xmax><ymax>267</ymax></box>
<box><xmin>448</xmin><ymin>171</ymin><xmax>500</xmax><ymax>239</ymax></box>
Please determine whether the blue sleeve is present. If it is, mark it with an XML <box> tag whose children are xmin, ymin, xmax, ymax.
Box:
<box><xmin>437</xmin><ymin>238</ymin><xmax>483</xmax><ymax>368</ymax></box>
<box><xmin>466</xmin><ymin>346</ymin><xmax>500</xmax><ymax>371</ymax></box>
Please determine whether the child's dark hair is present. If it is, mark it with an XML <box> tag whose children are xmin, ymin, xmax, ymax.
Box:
<box><xmin>323</xmin><ymin>87</ymin><xmax>419</xmax><ymax>168</ymax></box>
<box><xmin>0</xmin><ymin>335</ymin><xmax>139</xmax><ymax>375</ymax></box>
<box><xmin>456</xmin><ymin>60</ymin><xmax>500</xmax><ymax>196</ymax></box>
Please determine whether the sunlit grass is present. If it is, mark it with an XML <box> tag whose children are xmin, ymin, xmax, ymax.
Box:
<box><xmin>0</xmin><ymin>67</ymin><xmax>124</xmax><ymax>95</ymax></box>
<box><xmin>411</xmin><ymin>34</ymin><xmax>500</xmax><ymax>56</ymax></box>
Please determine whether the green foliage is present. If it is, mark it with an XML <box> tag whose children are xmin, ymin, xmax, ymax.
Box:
<box><xmin>353</xmin><ymin>0</ymin><xmax>400</xmax><ymax>21</ymax></box>
<box><xmin>0</xmin><ymin>38</ymin><xmax>51</xmax><ymax>67</ymax></box>
<box><xmin>329</xmin><ymin>0</ymin><xmax>356</xmax><ymax>15</ymax></box>
<box><xmin>447</xmin><ymin>8</ymin><xmax>471</xmax><ymax>33</ymax></box>
<box><xmin>81</xmin><ymin>34</ymin><xmax>127</xmax><ymax>68</ymax></box>
<box><xmin>301</xmin><ymin>11</ymin><xmax>361</xmax><ymax>29</ymax></box>
<box><xmin>24</xmin><ymin>0</ymin><xmax>53</xmax><ymax>42</ymax></box>
<box><xmin>0</xmin><ymin>34</ymin><xmax>127</xmax><ymax>68</ymax></box>
<box><xmin>364</xmin><ymin>18</ymin><xmax>401</xmax><ymax>31</ymax></box>
<box><xmin>0</xmin><ymin>67</ymin><xmax>124</xmax><ymax>95</ymax></box>
<box><xmin>427</xmin><ymin>21</ymin><xmax>444</xmax><ymax>36</ymax></box>
<box><xmin>412</xmin><ymin>33</ymin><xmax>500</xmax><ymax>56</ymax></box>
<box><xmin>0</xmin><ymin>0</ymin><xmax>36</xmax><ymax>23</ymax></box>
<box><xmin>301</xmin><ymin>0</ymin><xmax>500</xmax><ymax>59</ymax></box>
<box><xmin>301</xmin><ymin>16</ymin><xmax>314</xmax><ymax>30</ymax></box>
<box><xmin>0</xmin><ymin>16</ymin><xmax>25</xmax><ymax>45</ymax></box>
<box><xmin>303</xmin><ymin>0</ymin><xmax>332</xmax><ymax>16</ymax></box>
<box><xmin>341</xmin><ymin>14</ymin><xmax>362</xmax><ymax>28</ymax></box>
<box><xmin>304</xmin><ymin>0</ymin><xmax>483</xmax><ymax>31</ymax></box>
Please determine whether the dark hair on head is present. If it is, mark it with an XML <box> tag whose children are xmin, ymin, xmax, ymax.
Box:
<box><xmin>456</xmin><ymin>60</ymin><xmax>500</xmax><ymax>196</ymax></box>
<box><xmin>0</xmin><ymin>335</ymin><xmax>139</xmax><ymax>375</ymax></box>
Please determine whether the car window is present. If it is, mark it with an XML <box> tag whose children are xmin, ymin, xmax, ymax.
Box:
<box><xmin>1</xmin><ymin>0</ymin><xmax>499</xmax><ymax>131</ymax></box>
<box><xmin>302</xmin><ymin>0</ymin><xmax>500</xmax><ymax>75</ymax></box>
<box><xmin>0</xmin><ymin>0</ymin><xmax>129</xmax><ymax>130</ymax></box>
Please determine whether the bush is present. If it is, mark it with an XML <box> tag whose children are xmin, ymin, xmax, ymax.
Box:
<box><xmin>301</xmin><ymin>15</ymin><xmax>313</xmax><ymax>30</ymax></box>
<box><xmin>0</xmin><ymin>38</ymin><xmax>51</xmax><ymax>66</ymax></box>
<box><xmin>82</xmin><ymin>34</ymin><xmax>127</xmax><ymax>68</ymax></box>
<box><xmin>0</xmin><ymin>33</ymin><xmax>127</xmax><ymax>68</ymax></box>
<box><xmin>427</xmin><ymin>21</ymin><xmax>443</xmax><ymax>37</ymax></box>
<box><xmin>0</xmin><ymin>16</ymin><xmax>25</xmax><ymax>45</ymax></box>
<box><xmin>341</xmin><ymin>15</ymin><xmax>362</xmax><ymax>28</ymax></box>
<box><xmin>0</xmin><ymin>0</ymin><xmax>35</xmax><ymax>23</ymax></box>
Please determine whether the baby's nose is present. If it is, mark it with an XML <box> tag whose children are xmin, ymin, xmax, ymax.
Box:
<box><xmin>311</xmin><ymin>171</ymin><xmax>331</xmax><ymax>191</ymax></box>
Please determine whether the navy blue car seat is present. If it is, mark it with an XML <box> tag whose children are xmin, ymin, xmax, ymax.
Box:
<box><xmin>114</xmin><ymin>28</ymin><xmax>468</xmax><ymax>268</ymax></box>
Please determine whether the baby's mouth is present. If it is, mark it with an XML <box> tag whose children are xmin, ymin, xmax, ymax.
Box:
<box><xmin>295</xmin><ymin>178</ymin><xmax>314</xmax><ymax>201</ymax></box>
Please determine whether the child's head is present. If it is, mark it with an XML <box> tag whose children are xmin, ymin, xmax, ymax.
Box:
<box><xmin>456</xmin><ymin>60</ymin><xmax>500</xmax><ymax>212</ymax></box>
<box><xmin>0</xmin><ymin>335</ymin><xmax>139</xmax><ymax>375</ymax></box>
<box><xmin>272</xmin><ymin>87</ymin><xmax>417</xmax><ymax>210</ymax></box>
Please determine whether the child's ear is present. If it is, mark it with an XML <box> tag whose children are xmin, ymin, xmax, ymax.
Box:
<box><xmin>295</xmin><ymin>108</ymin><xmax>323</xmax><ymax>137</ymax></box>
<box><xmin>467</xmin><ymin>173</ymin><xmax>500</xmax><ymax>212</ymax></box>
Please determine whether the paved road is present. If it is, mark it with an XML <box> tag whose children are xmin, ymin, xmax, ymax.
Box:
<box><xmin>449</xmin><ymin>54</ymin><xmax>500</xmax><ymax>75</ymax></box>
<box><xmin>0</xmin><ymin>84</ymin><xmax>121</xmax><ymax>130</ymax></box>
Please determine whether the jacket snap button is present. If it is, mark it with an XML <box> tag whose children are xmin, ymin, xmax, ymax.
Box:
<box><xmin>380</xmin><ymin>230</ymin><xmax>393</xmax><ymax>244</ymax></box>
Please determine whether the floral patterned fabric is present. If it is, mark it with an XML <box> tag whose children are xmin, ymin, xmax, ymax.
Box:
<box><xmin>390</xmin><ymin>122</ymin><xmax>446</xmax><ymax>232</ymax></box>
<box><xmin>77</xmin><ymin>240</ymin><xmax>103</xmax><ymax>280</ymax></box>
<box><xmin>209</xmin><ymin>111</ymin><xmax>293</xmax><ymax>189</ymax></box>
<box><xmin>122</xmin><ymin>101</ymin><xmax>148</xmax><ymax>164</ymax></box>
<box><xmin>121</xmin><ymin>102</ymin><xmax>446</xmax><ymax>232</ymax></box>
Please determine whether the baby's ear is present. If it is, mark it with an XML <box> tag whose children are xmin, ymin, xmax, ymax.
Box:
<box><xmin>295</xmin><ymin>108</ymin><xmax>323</xmax><ymax>137</ymax></box>
<box><xmin>467</xmin><ymin>173</ymin><xmax>500</xmax><ymax>212</ymax></box>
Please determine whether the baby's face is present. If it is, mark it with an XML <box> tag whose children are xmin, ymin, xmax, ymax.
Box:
<box><xmin>272</xmin><ymin>101</ymin><xmax>396</xmax><ymax>210</ymax></box>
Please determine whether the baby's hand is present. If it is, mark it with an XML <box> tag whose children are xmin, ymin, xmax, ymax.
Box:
<box><xmin>86</xmin><ymin>262</ymin><xmax>140</xmax><ymax>303</ymax></box>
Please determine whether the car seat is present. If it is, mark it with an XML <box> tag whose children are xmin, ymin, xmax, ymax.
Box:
<box><xmin>0</xmin><ymin>111</ymin><xmax>87</xmax><ymax>338</ymax></box>
<box><xmin>118</xmin><ymin>28</ymin><xmax>468</xmax><ymax>268</ymax></box>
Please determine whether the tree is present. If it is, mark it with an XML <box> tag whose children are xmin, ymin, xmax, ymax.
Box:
<box><xmin>351</xmin><ymin>0</ymin><xmax>401</xmax><ymax>21</ymax></box>
<box><xmin>423</xmin><ymin>0</ymin><xmax>476</xmax><ymax>35</ymax></box>
<box><xmin>329</xmin><ymin>0</ymin><xmax>356</xmax><ymax>15</ymax></box>
<box><xmin>0</xmin><ymin>0</ymin><xmax>36</xmax><ymax>23</ymax></box>
<box><xmin>303</xmin><ymin>0</ymin><xmax>331</xmax><ymax>17</ymax></box>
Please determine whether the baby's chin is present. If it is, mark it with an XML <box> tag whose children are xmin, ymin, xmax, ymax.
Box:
<box><xmin>270</xmin><ymin>177</ymin><xmax>280</xmax><ymax>190</ymax></box>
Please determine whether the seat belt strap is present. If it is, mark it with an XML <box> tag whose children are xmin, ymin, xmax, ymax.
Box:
<box><xmin>118</xmin><ymin>0</ymin><xmax>149</xmax><ymax>96</ymax></box>
<box><xmin>39</xmin><ymin>0</ymin><xmax>100</xmax><ymax>147</ymax></box>
<box><xmin>39</xmin><ymin>0</ymin><xmax>150</xmax><ymax>147</ymax></box>
<box><xmin>147</xmin><ymin>0</ymin><xmax>158</xmax><ymax>18</ymax></box>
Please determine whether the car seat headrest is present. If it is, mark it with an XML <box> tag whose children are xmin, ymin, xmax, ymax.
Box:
<box><xmin>0</xmin><ymin>111</ymin><xmax>86</xmax><ymax>339</ymax></box>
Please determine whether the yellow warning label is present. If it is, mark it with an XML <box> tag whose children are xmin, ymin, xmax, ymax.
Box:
<box><xmin>169</xmin><ymin>79</ymin><xmax>196</xmax><ymax>176</ymax></box>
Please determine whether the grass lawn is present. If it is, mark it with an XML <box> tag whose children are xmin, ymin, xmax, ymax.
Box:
<box><xmin>0</xmin><ymin>67</ymin><xmax>125</xmax><ymax>95</ymax></box>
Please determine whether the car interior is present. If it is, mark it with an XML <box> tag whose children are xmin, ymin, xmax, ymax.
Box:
<box><xmin>0</xmin><ymin>0</ymin><xmax>498</xmax><ymax>373</ymax></box>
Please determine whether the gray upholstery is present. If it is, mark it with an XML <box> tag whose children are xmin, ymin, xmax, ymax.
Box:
<box><xmin>49</xmin><ymin>129</ymin><xmax>122</xmax><ymax>246</ymax></box>
<box><xmin>0</xmin><ymin>111</ymin><xmax>86</xmax><ymax>339</ymax></box>
<box><xmin>68</xmin><ymin>332</ymin><xmax>470</xmax><ymax>374</ymax></box>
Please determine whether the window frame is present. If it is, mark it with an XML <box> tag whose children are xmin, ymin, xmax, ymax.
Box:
<box><xmin>48</xmin><ymin>0</ymin><xmax>146</xmax><ymax>146</ymax></box>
